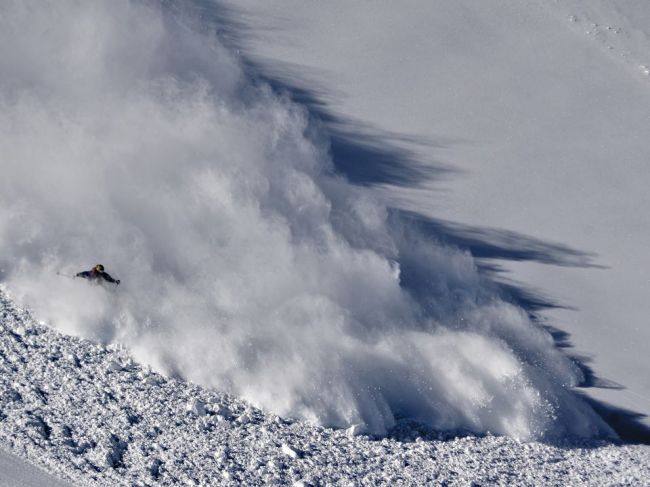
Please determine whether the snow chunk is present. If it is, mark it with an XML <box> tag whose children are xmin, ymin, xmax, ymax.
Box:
<box><xmin>144</xmin><ymin>375</ymin><xmax>160</xmax><ymax>386</ymax></box>
<box><xmin>237</xmin><ymin>413</ymin><xmax>251</xmax><ymax>425</ymax></box>
<box><xmin>346</xmin><ymin>424</ymin><xmax>367</xmax><ymax>437</ymax></box>
<box><xmin>64</xmin><ymin>353</ymin><xmax>80</xmax><ymax>366</ymax></box>
<box><xmin>214</xmin><ymin>405</ymin><xmax>231</xmax><ymax>418</ymax></box>
<box><xmin>107</xmin><ymin>360</ymin><xmax>123</xmax><ymax>372</ymax></box>
<box><xmin>281</xmin><ymin>443</ymin><xmax>300</xmax><ymax>459</ymax></box>
<box><xmin>187</xmin><ymin>399</ymin><xmax>206</xmax><ymax>416</ymax></box>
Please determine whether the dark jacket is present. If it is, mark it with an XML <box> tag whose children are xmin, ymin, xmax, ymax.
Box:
<box><xmin>76</xmin><ymin>269</ymin><xmax>119</xmax><ymax>284</ymax></box>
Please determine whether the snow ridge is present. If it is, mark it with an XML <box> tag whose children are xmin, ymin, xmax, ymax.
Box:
<box><xmin>1</xmin><ymin>290</ymin><xmax>648</xmax><ymax>486</ymax></box>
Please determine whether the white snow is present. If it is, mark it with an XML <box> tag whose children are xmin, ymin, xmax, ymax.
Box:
<box><xmin>0</xmin><ymin>290</ymin><xmax>648</xmax><ymax>485</ymax></box>
<box><xmin>187</xmin><ymin>399</ymin><xmax>207</xmax><ymax>417</ymax></box>
<box><xmin>0</xmin><ymin>449</ymin><xmax>71</xmax><ymax>487</ymax></box>
<box><xmin>280</xmin><ymin>443</ymin><xmax>300</xmax><ymax>459</ymax></box>
<box><xmin>1</xmin><ymin>0</ymin><xmax>650</xmax><ymax>483</ymax></box>
<box><xmin>0</xmin><ymin>0</ymin><xmax>620</xmax><ymax>442</ymax></box>
<box><xmin>226</xmin><ymin>0</ymin><xmax>650</xmax><ymax>432</ymax></box>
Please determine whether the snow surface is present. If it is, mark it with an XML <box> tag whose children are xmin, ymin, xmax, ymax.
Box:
<box><xmin>1</xmin><ymin>289</ymin><xmax>649</xmax><ymax>485</ymax></box>
<box><xmin>0</xmin><ymin>449</ymin><xmax>71</xmax><ymax>487</ymax></box>
<box><xmin>1</xmin><ymin>0</ymin><xmax>650</xmax><ymax>483</ymax></box>
<box><xmin>0</xmin><ymin>0</ymin><xmax>620</xmax><ymax>442</ymax></box>
<box><xmin>224</xmin><ymin>0</ymin><xmax>650</xmax><ymax>431</ymax></box>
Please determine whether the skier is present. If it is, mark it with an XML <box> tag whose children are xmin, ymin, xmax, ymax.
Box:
<box><xmin>75</xmin><ymin>264</ymin><xmax>120</xmax><ymax>286</ymax></box>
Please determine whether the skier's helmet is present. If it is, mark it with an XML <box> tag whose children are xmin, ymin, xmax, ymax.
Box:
<box><xmin>95</xmin><ymin>264</ymin><xmax>104</xmax><ymax>272</ymax></box>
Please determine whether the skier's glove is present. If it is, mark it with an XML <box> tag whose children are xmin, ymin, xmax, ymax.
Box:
<box><xmin>116</xmin><ymin>280</ymin><xmax>121</xmax><ymax>285</ymax></box>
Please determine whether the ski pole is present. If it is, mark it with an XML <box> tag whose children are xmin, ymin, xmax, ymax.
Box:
<box><xmin>56</xmin><ymin>271</ymin><xmax>76</xmax><ymax>279</ymax></box>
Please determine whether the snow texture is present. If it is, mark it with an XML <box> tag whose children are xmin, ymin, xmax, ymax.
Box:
<box><xmin>1</xmin><ymin>290</ymin><xmax>648</xmax><ymax>486</ymax></box>
<box><xmin>0</xmin><ymin>448</ymin><xmax>71</xmax><ymax>487</ymax></box>
<box><xmin>0</xmin><ymin>0</ymin><xmax>619</xmax><ymax>442</ymax></box>
<box><xmin>227</xmin><ymin>0</ymin><xmax>650</xmax><ymax>431</ymax></box>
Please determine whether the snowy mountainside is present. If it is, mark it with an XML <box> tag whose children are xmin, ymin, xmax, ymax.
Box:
<box><xmin>0</xmin><ymin>0</ymin><xmax>620</xmax><ymax>442</ymax></box>
<box><xmin>1</xmin><ymin>289</ymin><xmax>649</xmax><ymax>486</ymax></box>
<box><xmin>225</xmin><ymin>0</ymin><xmax>650</xmax><ymax>432</ymax></box>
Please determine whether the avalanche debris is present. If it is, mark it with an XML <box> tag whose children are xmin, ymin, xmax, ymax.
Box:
<box><xmin>0</xmin><ymin>290</ymin><xmax>648</xmax><ymax>486</ymax></box>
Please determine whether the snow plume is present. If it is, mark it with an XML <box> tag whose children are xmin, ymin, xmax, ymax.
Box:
<box><xmin>0</xmin><ymin>0</ymin><xmax>612</xmax><ymax>440</ymax></box>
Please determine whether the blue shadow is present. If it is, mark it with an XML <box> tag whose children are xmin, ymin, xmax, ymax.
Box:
<box><xmin>194</xmin><ymin>0</ymin><xmax>650</xmax><ymax>444</ymax></box>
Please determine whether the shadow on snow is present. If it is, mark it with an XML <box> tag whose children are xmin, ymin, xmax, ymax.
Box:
<box><xmin>192</xmin><ymin>0</ymin><xmax>650</xmax><ymax>445</ymax></box>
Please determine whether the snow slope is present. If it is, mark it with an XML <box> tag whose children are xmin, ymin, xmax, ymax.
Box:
<box><xmin>0</xmin><ymin>0</ymin><xmax>621</xmax><ymax>442</ymax></box>
<box><xmin>1</xmin><ymin>0</ymin><xmax>650</xmax><ymax>483</ymax></box>
<box><xmin>224</xmin><ymin>0</ymin><xmax>650</xmax><ymax>432</ymax></box>
<box><xmin>0</xmin><ymin>449</ymin><xmax>71</xmax><ymax>487</ymax></box>
<box><xmin>1</xmin><ymin>289</ymin><xmax>649</xmax><ymax>486</ymax></box>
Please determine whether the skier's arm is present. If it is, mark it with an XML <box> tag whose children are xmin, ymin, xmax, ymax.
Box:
<box><xmin>76</xmin><ymin>271</ymin><xmax>91</xmax><ymax>278</ymax></box>
<box><xmin>100</xmin><ymin>271</ymin><xmax>119</xmax><ymax>284</ymax></box>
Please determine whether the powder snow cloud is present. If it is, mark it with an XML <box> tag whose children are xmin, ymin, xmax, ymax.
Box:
<box><xmin>0</xmin><ymin>0</ymin><xmax>612</xmax><ymax>440</ymax></box>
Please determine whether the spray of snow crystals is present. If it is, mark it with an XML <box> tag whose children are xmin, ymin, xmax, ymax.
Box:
<box><xmin>0</xmin><ymin>0</ymin><xmax>612</xmax><ymax>440</ymax></box>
